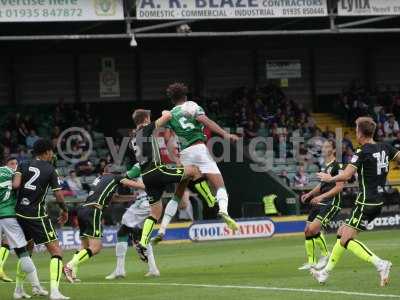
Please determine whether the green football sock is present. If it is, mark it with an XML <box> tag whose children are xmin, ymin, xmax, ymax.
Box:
<box><xmin>140</xmin><ymin>217</ymin><xmax>157</xmax><ymax>247</ymax></box>
<box><xmin>305</xmin><ymin>237</ymin><xmax>316</xmax><ymax>264</ymax></box>
<box><xmin>15</xmin><ymin>260</ymin><xmax>26</xmax><ymax>288</ymax></box>
<box><xmin>346</xmin><ymin>239</ymin><xmax>380</xmax><ymax>265</ymax></box>
<box><xmin>0</xmin><ymin>245</ymin><xmax>10</xmax><ymax>270</ymax></box>
<box><xmin>70</xmin><ymin>249</ymin><xmax>93</xmax><ymax>269</ymax></box>
<box><xmin>325</xmin><ymin>237</ymin><xmax>346</xmax><ymax>272</ymax></box>
<box><xmin>314</xmin><ymin>232</ymin><xmax>329</xmax><ymax>257</ymax></box>
<box><xmin>50</xmin><ymin>256</ymin><xmax>63</xmax><ymax>290</ymax></box>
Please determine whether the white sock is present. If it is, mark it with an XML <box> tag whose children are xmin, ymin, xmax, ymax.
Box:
<box><xmin>27</xmin><ymin>270</ymin><xmax>40</xmax><ymax>288</ymax></box>
<box><xmin>20</xmin><ymin>256</ymin><xmax>40</xmax><ymax>287</ymax></box>
<box><xmin>146</xmin><ymin>244</ymin><xmax>158</xmax><ymax>273</ymax></box>
<box><xmin>159</xmin><ymin>200</ymin><xmax>178</xmax><ymax>235</ymax></box>
<box><xmin>216</xmin><ymin>187</ymin><xmax>229</xmax><ymax>214</ymax></box>
<box><xmin>115</xmin><ymin>242</ymin><xmax>128</xmax><ymax>274</ymax></box>
<box><xmin>371</xmin><ymin>255</ymin><xmax>383</xmax><ymax>268</ymax></box>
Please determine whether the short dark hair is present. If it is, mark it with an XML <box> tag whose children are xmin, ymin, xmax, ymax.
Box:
<box><xmin>132</xmin><ymin>109</ymin><xmax>151</xmax><ymax>127</ymax></box>
<box><xmin>104</xmin><ymin>164</ymin><xmax>121</xmax><ymax>175</ymax></box>
<box><xmin>32</xmin><ymin>139</ymin><xmax>53</xmax><ymax>156</ymax></box>
<box><xmin>5</xmin><ymin>157</ymin><xmax>17</xmax><ymax>165</ymax></box>
<box><xmin>356</xmin><ymin>117</ymin><xmax>376</xmax><ymax>138</ymax></box>
<box><xmin>166</xmin><ymin>82</ymin><xmax>188</xmax><ymax>103</ymax></box>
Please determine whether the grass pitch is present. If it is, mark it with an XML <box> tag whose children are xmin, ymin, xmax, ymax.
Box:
<box><xmin>1</xmin><ymin>230</ymin><xmax>399</xmax><ymax>300</ymax></box>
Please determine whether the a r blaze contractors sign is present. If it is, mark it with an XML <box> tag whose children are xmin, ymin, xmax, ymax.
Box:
<box><xmin>189</xmin><ymin>218</ymin><xmax>275</xmax><ymax>241</ymax></box>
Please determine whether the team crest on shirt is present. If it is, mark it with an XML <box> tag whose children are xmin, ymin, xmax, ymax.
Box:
<box><xmin>21</xmin><ymin>198</ymin><xmax>30</xmax><ymax>206</ymax></box>
<box><xmin>351</xmin><ymin>155</ymin><xmax>359</xmax><ymax>163</ymax></box>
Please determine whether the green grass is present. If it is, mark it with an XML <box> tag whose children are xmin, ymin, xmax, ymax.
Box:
<box><xmin>1</xmin><ymin>230</ymin><xmax>400</xmax><ymax>300</ymax></box>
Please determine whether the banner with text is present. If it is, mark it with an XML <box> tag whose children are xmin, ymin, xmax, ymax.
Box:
<box><xmin>137</xmin><ymin>0</ymin><xmax>328</xmax><ymax>20</ymax></box>
<box><xmin>0</xmin><ymin>0</ymin><xmax>124</xmax><ymax>22</ymax></box>
<box><xmin>266</xmin><ymin>60</ymin><xmax>302</xmax><ymax>79</ymax></box>
<box><xmin>99</xmin><ymin>57</ymin><xmax>120</xmax><ymax>98</ymax></box>
<box><xmin>338</xmin><ymin>0</ymin><xmax>400</xmax><ymax>16</ymax></box>
<box><xmin>325</xmin><ymin>208</ymin><xmax>400</xmax><ymax>233</ymax></box>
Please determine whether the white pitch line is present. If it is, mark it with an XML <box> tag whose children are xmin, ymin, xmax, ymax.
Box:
<box><xmin>65</xmin><ymin>282</ymin><xmax>400</xmax><ymax>298</ymax></box>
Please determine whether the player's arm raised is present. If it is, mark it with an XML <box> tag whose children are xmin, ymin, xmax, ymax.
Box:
<box><xmin>155</xmin><ymin>111</ymin><xmax>172</xmax><ymax>128</ymax></box>
<box><xmin>120</xmin><ymin>178</ymin><xmax>145</xmax><ymax>190</ymax></box>
<box><xmin>164</xmin><ymin>128</ymin><xmax>181</xmax><ymax>165</ymax></box>
<box><xmin>120</xmin><ymin>164</ymin><xmax>146</xmax><ymax>190</ymax></box>
<box><xmin>196</xmin><ymin>115</ymin><xmax>239</xmax><ymax>142</ymax></box>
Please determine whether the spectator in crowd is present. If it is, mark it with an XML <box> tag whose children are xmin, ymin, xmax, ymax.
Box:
<box><xmin>392</xmin><ymin>96</ymin><xmax>400</xmax><ymax>121</ymax></box>
<box><xmin>75</xmin><ymin>160</ymin><xmax>95</xmax><ymax>177</ymax></box>
<box><xmin>95</xmin><ymin>158</ymin><xmax>107</xmax><ymax>175</ymax></box>
<box><xmin>51</xmin><ymin>126</ymin><xmax>61</xmax><ymax>148</ymax></box>
<box><xmin>279</xmin><ymin>170</ymin><xmax>291</xmax><ymax>187</ymax></box>
<box><xmin>2</xmin><ymin>147</ymin><xmax>10</xmax><ymax>162</ymax></box>
<box><xmin>244</xmin><ymin>120</ymin><xmax>258</xmax><ymax>142</ymax></box>
<box><xmin>257</xmin><ymin>121</ymin><xmax>268</xmax><ymax>137</ymax></box>
<box><xmin>65</xmin><ymin>170</ymin><xmax>86</xmax><ymax>197</ymax></box>
<box><xmin>376</xmin><ymin>107</ymin><xmax>387</xmax><ymax>124</ymax></box>
<box><xmin>392</xmin><ymin>131</ymin><xmax>400</xmax><ymax>152</ymax></box>
<box><xmin>376</xmin><ymin>123</ymin><xmax>385</xmax><ymax>141</ymax></box>
<box><xmin>17</xmin><ymin>121</ymin><xmax>29</xmax><ymax>146</ymax></box>
<box><xmin>383</xmin><ymin>115</ymin><xmax>399</xmax><ymax>137</ymax></box>
<box><xmin>1</xmin><ymin>130</ymin><xmax>15</xmax><ymax>153</ymax></box>
<box><xmin>294</xmin><ymin>165</ymin><xmax>309</xmax><ymax>188</ymax></box>
<box><xmin>308</xmin><ymin>128</ymin><xmax>324</xmax><ymax>159</ymax></box>
<box><xmin>25</xmin><ymin>129</ymin><xmax>40</xmax><ymax>149</ymax></box>
<box><xmin>342</xmin><ymin>131</ymin><xmax>354</xmax><ymax>151</ymax></box>
<box><xmin>342</xmin><ymin>146</ymin><xmax>354</xmax><ymax>164</ymax></box>
<box><xmin>16</xmin><ymin>148</ymin><xmax>29</xmax><ymax>164</ymax></box>
<box><xmin>297</xmin><ymin>142</ymin><xmax>309</xmax><ymax>164</ymax></box>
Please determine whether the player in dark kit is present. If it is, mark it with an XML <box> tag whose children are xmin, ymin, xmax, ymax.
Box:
<box><xmin>16</xmin><ymin>139</ymin><xmax>70</xmax><ymax>300</ymax></box>
<box><xmin>299</xmin><ymin>140</ymin><xmax>344</xmax><ymax>271</ymax></box>
<box><xmin>312</xmin><ymin>117</ymin><xmax>400</xmax><ymax>286</ymax></box>
<box><xmin>131</xmin><ymin>109</ymin><xmax>206</xmax><ymax>259</ymax></box>
<box><xmin>63</xmin><ymin>164</ymin><xmax>145</xmax><ymax>283</ymax></box>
